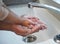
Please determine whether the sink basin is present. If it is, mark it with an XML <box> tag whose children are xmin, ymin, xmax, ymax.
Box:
<box><xmin>37</xmin><ymin>39</ymin><xmax>57</xmax><ymax>44</ymax></box>
<box><xmin>0</xmin><ymin>4</ymin><xmax>60</xmax><ymax>44</ymax></box>
<box><xmin>53</xmin><ymin>0</ymin><xmax>60</xmax><ymax>4</ymax></box>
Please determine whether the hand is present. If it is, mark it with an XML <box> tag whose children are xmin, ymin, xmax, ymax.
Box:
<box><xmin>20</xmin><ymin>16</ymin><xmax>34</xmax><ymax>27</ymax></box>
<box><xmin>12</xmin><ymin>22</ymin><xmax>47</xmax><ymax>37</ymax></box>
<box><xmin>28</xmin><ymin>17</ymin><xmax>47</xmax><ymax>30</ymax></box>
<box><xmin>21</xmin><ymin>16</ymin><xmax>47</xmax><ymax>32</ymax></box>
<box><xmin>11</xmin><ymin>24</ymin><xmax>46</xmax><ymax>36</ymax></box>
<box><xmin>11</xmin><ymin>25</ymin><xmax>32</xmax><ymax>36</ymax></box>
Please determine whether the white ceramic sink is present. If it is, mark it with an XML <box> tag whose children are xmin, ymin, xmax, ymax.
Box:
<box><xmin>0</xmin><ymin>4</ymin><xmax>60</xmax><ymax>44</ymax></box>
<box><xmin>37</xmin><ymin>39</ymin><xmax>57</xmax><ymax>44</ymax></box>
<box><xmin>53</xmin><ymin>0</ymin><xmax>60</xmax><ymax>4</ymax></box>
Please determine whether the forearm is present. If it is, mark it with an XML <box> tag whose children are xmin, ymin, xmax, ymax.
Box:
<box><xmin>0</xmin><ymin>22</ymin><xmax>12</xmax><ymax>31</ymax></box>
<box><xmin>3</xmin><ymin>10</ymin><xmax>22</xmax><ymax>24</ymax></box>
<box><xmin>1</xmin><ymin>4</ymin><xmax>23</xmax><ymax>24</ymax></box>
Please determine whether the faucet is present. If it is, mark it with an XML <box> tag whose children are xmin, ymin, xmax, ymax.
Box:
<box><xmin>28</xmin><ymin>2</ymin><xmax>60</xmax><ymax>14</ymax></box>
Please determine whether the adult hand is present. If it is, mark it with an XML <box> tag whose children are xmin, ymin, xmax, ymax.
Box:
<box><xmin>12</xmin><ymin>16</ymin><xmax>47</xmax><ymax>36</ymax></box>
<box><xmin>21</xmin><ymin>16</ymin><xmax>47</xmax><ymax>32</ymax></box>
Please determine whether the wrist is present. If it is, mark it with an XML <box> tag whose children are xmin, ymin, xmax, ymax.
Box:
<box><xmin>0</xmin><ymin>23</ymin><xmax>12</xmax><ymax>31</ymax></box>
<box><xmin>3</xmin><ymin>12</ymin><xmax>21</xmax><ymax>24</ymax></box>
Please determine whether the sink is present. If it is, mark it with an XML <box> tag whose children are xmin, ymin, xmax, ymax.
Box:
<box><xmin>0</xmin><ymin>4</ymin><xmax>60</xmax><ymax>44</ymax></box>
<box><xmin>53</xmin><ymin>0</ymin><xmax>60</xmax><ymax>4</ymax></box>
<box><xmin>37</xmin><ymin>39</ymin><xmax>57</xmax><ymax>44</ymax></box>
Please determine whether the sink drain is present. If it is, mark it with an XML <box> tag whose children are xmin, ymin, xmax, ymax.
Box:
<box><xmin>23</xmin><ymin>35</ymin><xmax>37</xmax><ymax>43</ymax></box>
<box><xmin>54</xmin><ymin>34</ymin><xmax>60</xmax><ymax>43</ymax></box>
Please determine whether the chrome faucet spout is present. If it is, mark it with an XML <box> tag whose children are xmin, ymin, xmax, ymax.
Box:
<box><xmin>28</xmin><ymin>2</ymin><xmax>60</xmax><ymax>14</ymax></box>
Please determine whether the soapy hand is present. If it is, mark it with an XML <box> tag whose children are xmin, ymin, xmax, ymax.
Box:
<box><xmin>16</xmin><ymin>16</ymin><xmax>47</xmax><ymax>35</ymax></box>
<box><xmin>21</xmin><ymin>16</ymin><xmax>47</xmax><ymax>30</ymax></box>
<box><xmin>10</xmin><ymin>16</ymin><xmax>47</xmax><ymax>36</ymax></box>
<box><xmin>24</xmin><ymin>16</ymin><xmax>47</xmax><ymax>32</ymax></box>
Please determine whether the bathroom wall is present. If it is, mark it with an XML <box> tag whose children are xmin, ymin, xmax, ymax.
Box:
<box><xmin>3</xmin><ymin>0</ymin><xmax>37</xmax><ymax>5</ymax></box>
<box><xmin>39</xmin><ymin>0</ymin><xmax>60</xmax><ymax>21</ymax></box>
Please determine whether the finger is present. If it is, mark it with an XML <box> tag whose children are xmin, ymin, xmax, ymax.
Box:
<box><xmin>24</xmin><ymin>16</ymin><xmax>40</xmax><ymax>23</ymax></box>
<box><xmin>22</xmin><ymin>19</ymin><xmax>36</xmax><ymax>27</ymax></box>
<box><xmin>39</xmin><ymin>24</ymin><xmax>47</xmax><ymax>30</ymax></box>
<box><xmin>31</xmin><ymin>24</ymin><xmax>41</xmax><ymax>33</ymax></box>
<box><xmin>20</xmin><ymin>26</ymin><xmax>32</xmax><ymax>36</ymax></box>
<box><xmin>26</xmin><ymin>19</ymin><xmax>36</xmax><ymax>24</ymax></box>
<box><xmin>27</xmin><ymin>17</ymin><xmax>39</xmax><ymax>22</ymax></box>
<box><xmin>12</xmin><ymin>25</ymin><xmax>28</xmax><ymax>35</ymax></box>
